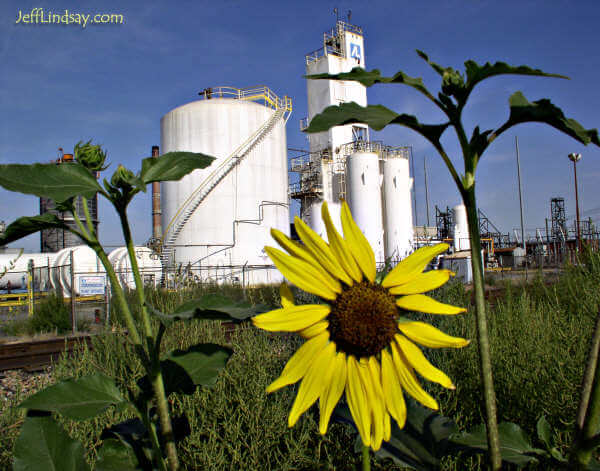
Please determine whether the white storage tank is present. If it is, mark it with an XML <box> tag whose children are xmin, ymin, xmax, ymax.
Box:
<box><xmin>108</xmin><ymin>247</ymin><xmax>162</xmax><ymax>289</ymax></box>
<box><xmin>160</xmin><ymin>87</ymin><xmax>290</xmax><ymax>285</ymax></box>
<box><xmin>0</xmin><ymin>252</ymin><xmax>56</xmax><ymax>291</ymax></box>
<box><xmin>50</xmin><ymin>245</ymin><xmax>105</xmax><ymax>298</ymax></box>
<box><xmin>346</xmin><ymin>152</ymin><xmax>385</xmax><ymax>264</ymax></box>
<box><xmin>453</xmin><ymin>204</ymin><xmax>471</xmax><ymax>252</ymax></box>
<box><xmin>304</xmin><ymin>199</ymin><xmax>343</xmax><ymax>242</ymax></box>
<box><xmin>383</xmin><ymin>157</ymin><xmax>414</xmax><ymax>261</ymax></box>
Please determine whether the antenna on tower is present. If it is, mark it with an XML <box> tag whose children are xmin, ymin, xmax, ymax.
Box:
<box><xmin>333</xmin><ymin>7</ymin><xmax>339</xmax><ymax>22</ymax></box>
<box><xmin>347</xmin><ymin>10</ymin><xmax>352</xmax><ymax>22</ymax></box>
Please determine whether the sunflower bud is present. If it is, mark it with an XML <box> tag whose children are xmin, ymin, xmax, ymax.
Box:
<box><xmin>74</xmin><ymin>140</ymin><xmax>108</xmax><ymax>172</ymax></box>
<box><xmin>110</xmin><ymin>165</ymin><xmax>136</xmax><ymax>190</ymax></box>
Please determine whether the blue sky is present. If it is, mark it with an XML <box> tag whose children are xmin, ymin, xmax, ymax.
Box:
<box><xmin>1</xmin><ymin>0</ymin><xmax>599</xmax><ymax>251</ymax></box>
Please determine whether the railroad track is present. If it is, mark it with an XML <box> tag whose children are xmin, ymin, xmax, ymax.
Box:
<box><xmin>0</xmin><ymin>335</ymin><xmax>94</xmax><ymax>371</ymax></box>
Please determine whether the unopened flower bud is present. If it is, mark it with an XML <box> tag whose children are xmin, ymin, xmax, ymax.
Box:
<box><xmin>74</xmin><ymin>140</ymin><xmax>108</xmax><ymax>172</ymax></box>
<box><xmin>111</xmin><ymin>165</ymin><xmax>135</xmax><ymax>189</ymax></box>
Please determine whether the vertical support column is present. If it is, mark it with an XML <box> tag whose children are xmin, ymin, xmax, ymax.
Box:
<box><xmin>152</xmin><ymin>145</ymin><xmax>162</xmax><ymax>241</ymax></box>
<box><xmin>70</xmin><ymin>250</ymin><xmax>76</xmax><ymax>334</ymax></box>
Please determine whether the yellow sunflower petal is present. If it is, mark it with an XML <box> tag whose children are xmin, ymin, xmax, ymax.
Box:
<box><xmin>397</xmin><ymin>321</ymin><xmax>470</xmax><ymax>349</ymax></box>
<box><xmin>395</xmin><ymin>335</ymin><xmax>455</xmax><ymax>389</ymax></box>
<box><xmin>252</xmin><ymin>305</ymin><xmax>330</xmax><ymax>332</ymax></box>
<box><xmin>271</xmin><ymin>228</ymin><xmax>330</xmax><ymax>276</ymax></box>
<box><xmin>391</xmin><ymin>341</ymin><xmax>438</xmax><ymax>410</ymax></box>
<box><xmin>321</xmin><ymin>201</ymin><xmax>362</xmax><ymax>283</ymax></box>
<box><xmin>266</xmin><ymin>332</ymin><xmax>329</xmax><ymax>393</ymax></box>
<box><xmin>396</xmin><ymin>294</ymin><xmax>466</xmax><ymax>315</ymax></box>
<box><xmin>382</xmin><ymin>243</ymin><xmax>449</xmax><ymax>288</ymax></box>
<box><xmin>269</xmin><ymin>232</ymin><xmax>342</xmax><ymax>292</ymax></box>
<box><xmin>363</xmin><ymin>358</ymin><xmax>385</xmax><ymax>451</ymax></box>
<box><xmin>319</xmin><ymin>351</ymin><xmax>347</xmax><ymax>434</ymax></box>
<box><xmin>265</xmin><ymin>246</ymin><xmax>341</xmax><ymax>300</ymax></box>
<box><xmin>299</xmin><ymin>320</ymin><xmax>329</xmax><ymax>339</ymax></box>
<box><xmin>279</xmin><ymin>283</ymin><xmax>294</xmax><ymax>308</ymax></box>
<box><xmin>381</xmin><ymin>349</ymin><xmax>407</xmax><ymax>428</ymax></box>
<box><xmin>340</xmin><ymin>200</ymin><xmax>376</xmax><ymax>283</ymax></box>
<box><xmin>294</xmin><ymin>216</ymin><xmax>353</xmax><ymax>286</ymax></box>
<box><xmin>288</xmin><ymin>341</ymin><xmax>336</xmax><ymax>427</ymax></box>
<box><xmin>389</xmin><ymin>270</ymin><xmax>454</xmax><ymax>295</ymax></box>
<box><xmin>383</xmin><ymin>410</ymin><xmax>391</xmax><ymax>442</ymax></box>
<box><xmin>346</xmin><ymin>356</ymin><xmax>371</xmax><ymax>446</ymax></box>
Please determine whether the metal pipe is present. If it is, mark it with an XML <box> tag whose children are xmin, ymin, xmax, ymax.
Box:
<box><xmin>151</xmin><ymin>146</ymin><xmax>162</xmax><ymax>240</ymax></box>
<box><xmin>424</xmin><ymin>155</ymin><xmax>430</xmax><ymax>227</ymax></box>
<box><xmin>572</xmin><ymin>156</ymin><xmax>582</xmax><ymax>252</ymax></box>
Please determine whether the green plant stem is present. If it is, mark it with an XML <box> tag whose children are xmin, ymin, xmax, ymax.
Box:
<box><xmin>141</xmin><ymin>404</ymin><xmax>169</xmax><ymax>471</ymax></box>
<box><xmin>463</xmin><ymin>187</ymin><xmax>501</xmax><ymax>471</ymax></box>
<box><xmin>118</xmin><ymin>208</ymin><xmax>154</xmax><ymax>350</ymax></box>
<box><xmin>118</xmin><ymin>206</ymin><xmax>179</xmax><ymax>471</ymax></box>
<box><xmin>576</xmin><ymin>308</ymin><xmax>600</xmax><ymax>429</ymax></box>
<box><xmin>571</xmin><ymin>309</ymin><xmax>600</xmax><ymax>467</ymax></box>
<box><xmin>70</xmin><ymin>209</ymin><xmax>144</xmax><ymax>352</ymax></box>
<box><xmin>362</xmin><ymin>443</ymin><xmax>371</xmax><ymax>471</ymax></box>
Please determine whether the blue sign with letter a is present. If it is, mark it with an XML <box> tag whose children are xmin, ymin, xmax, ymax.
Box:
<box><xmin>350</xmin><ymin>43</ymin><xmax>362</xmax><ymax>61</ymax></box>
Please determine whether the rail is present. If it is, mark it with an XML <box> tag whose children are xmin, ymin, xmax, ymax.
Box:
<box><xmin>198</xmin><ymin>86</ymin><xmax>292</xmax><ymax>114</ymax></box>
<box><xmin>159</xmin><ymin>94</ymin><xmax>290</xmax><ymax>265</ymax></box>
<box><xmin>338</xmin><ymin>141</ymin><xmax>410</xmax><ymax>160</ymax></box>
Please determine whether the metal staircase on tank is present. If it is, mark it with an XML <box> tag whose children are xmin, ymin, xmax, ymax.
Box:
<box><xmin>159</xmin><ymin>87</ymin><xmax>291</xmax><ymax>266</ymax></box>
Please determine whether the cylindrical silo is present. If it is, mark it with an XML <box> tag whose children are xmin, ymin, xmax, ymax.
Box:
<box><xmin>160</xmin><ymin>90</ymin><xmax>290</xmax><ymax>285</ymax></box>
<box><xmin>346</xmin><ymin>152</ymin><xmax>385</xmax><ymax>263</ymax></box>
<box><xmin>0</xmin><ymin>252</ymin><xmax>57</xmax><ymax>290</ymax></box>
<box><xmin>383</xmin><ymin>157</ymin><xmax>414</xmax><ymax>261</ymax></box>
<box><xmin>51</xmin><ymin>245</ymin><xmax>105</xmax><ymax>297</ymax></box>
<box><xmin>452</xmin><ymin>204</ymin><xmax>470</xmax><ymax>251</ymax></box>
<box><xmin>304</xmin><ymin>199</ymin><xmax>343</xmax><ymax>242</ymax></box>
<box><xmin>108</xmin><ymin>247</ymin><xmax>163</xmax><ymax>289</ymax></box>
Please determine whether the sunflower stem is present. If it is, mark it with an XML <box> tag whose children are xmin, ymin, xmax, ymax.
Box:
<box><xmin>571</xmin><ymin>309</ymin><xmax>600</xmax><ymax>467</ymax></box>
<box><xmin>463</xmin><ymin>187</ymin><xmax>502</xmax><ymax>471</ymax></box>
<box><xmin>361</xmin><ymin>443</ymin><xmax>371</xmax><ymax>471</ymax></box>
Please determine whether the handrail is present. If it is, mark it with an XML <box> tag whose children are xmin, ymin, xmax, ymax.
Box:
<box><xmin>198</xmin><ymin>85</ymin><xmax>292</xmax><ymax>113</ymax></box>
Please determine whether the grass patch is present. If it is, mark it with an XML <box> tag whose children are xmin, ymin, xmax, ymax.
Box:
<box><xmin>2</xmin><ymin>249</ymin><xmax>599</xmax><ymax>469</ymax></box>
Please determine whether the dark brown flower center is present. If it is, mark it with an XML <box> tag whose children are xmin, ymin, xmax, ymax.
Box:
<box><xmin>327</xmin><ymin>281</ymin><xmax>398</xmax><ymax>358</ymax></box>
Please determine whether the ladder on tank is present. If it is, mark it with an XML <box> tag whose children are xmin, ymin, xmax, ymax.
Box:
<box><xmin>159</xmin><ymin>106</ymin><xmax>287</xmax><ymax>266</ymax></box>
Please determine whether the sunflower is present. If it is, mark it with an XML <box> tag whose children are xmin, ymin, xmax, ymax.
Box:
<box><xmin>252</xmin><ymin>200</ymin><xmax>469</xmax><ymax>451</ymax></box>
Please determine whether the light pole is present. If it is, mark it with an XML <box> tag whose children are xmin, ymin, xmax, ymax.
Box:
<box><xmin>568</xmin><ymin>152</ymin><xmax>582</xmax><ymax>252</ymax></box>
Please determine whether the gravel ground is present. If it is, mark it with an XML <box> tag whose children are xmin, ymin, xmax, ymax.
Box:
<box><xmin>0</xmin><ymin>367</ymin><xmax>54</xmax><ymax>407</ymax></box>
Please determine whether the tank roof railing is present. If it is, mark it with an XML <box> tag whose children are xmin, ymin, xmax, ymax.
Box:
<box><xmin>198</xmin><ymin>86</ymin><xmax>292</xmax><ymax>113</ymax></box>
<box><xmin>337</xmin><ymin>141</ymin><xmax>410</xmax><ymax>160</ymax></box>
<box><xmin>306</xmin><ymin>20</ymin><xmax>362</xmax><ymax>64</ymax></box>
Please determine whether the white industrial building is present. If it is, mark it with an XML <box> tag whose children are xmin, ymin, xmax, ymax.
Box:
<box><xmin>290</xmin><ymin>20</ymin><xmax>415</xmax><ymax>263</ymax></box>
<box><xmin>159</xmin><ymin>87</ymin><xmax>292</xmax><ymax>284</ymax></box>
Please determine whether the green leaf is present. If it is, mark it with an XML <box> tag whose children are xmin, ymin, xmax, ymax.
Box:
<box><xmin>19</xmin><ymin>374</ymin><xmax>125</xmax><ymax>420</ymax></box>
<box><xmin>160</xmin><ymin>343</ymin><xmax>233</xmax><ymax>395</ymax></box>
<box><xmin>305</xmin><ymin>102</ymin><xmax>449</xmax><ymax>146</ymax></box>
<box><xmin>13</xmin><ymin>415</ymin><xmax>90</xmax><ymax>471</ymax></box>
<box><xmin>334</xmin><ymin>399</ymin><xmax>457</xmax><ymax>470</ymax></box>
<box><xmin>496</xmin><ymin>91</ymin><xmax>600</xmax><ymax>146</ymax></box>
<box><xmin>95</xmin><ymin>439</ymin><xmax>141</xmax><ymax>471</ymax></box>
<box><xmin>0</xmin><ymin>162</ymin><xmax>102</xmax><ymax>201</ymax></box>
<box><xmin>536</xmin><ymin>416</ymin><xmax>552</xmax><ymax>450</ymax></box>
<box><xmin>306</xmin><ymin>67</ymin><xmax>435</xmax><ymax>98</ymax></box>
<box><xmin>100</xmin><ymin>419</ymin><xmax>154</xmax><ymax>470</ymax></box>
<box><xmin>464</xmin><ymin>60</ymin><xmax>568</xmax><ymax>97</ymax></box>
<box><xmin>0</xmin><ymin>214</ymin><xmax>69</xmax><ymax>246</ymax></box>
<box><xmin>469</xmin><ymin>126</ymin><xmax>494</xmax><ymax>162</ymax></box>
<box><xmin>149</xmin><ymin>294</ymin><xmax>270</xmax><ymax>326</ymax></box>
<box><xmin>376</xmin><ymin>399</ymin><xmax>458</xmax><ymax>469</ymax></box>
<box><xmin>140</xmin><ymin>151</ymin><xmax>215</xmax><ymax>184</ymax></box>
<box><xmin>451</xmin><ymin>422</ymin><xmax>548</xmax><ymax>466</ymax></box>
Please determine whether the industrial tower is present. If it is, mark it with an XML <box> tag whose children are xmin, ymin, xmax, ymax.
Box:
<box><xmin>290</xmin><ymin>20</ymin><xmax>414</xmax><ymax>263</ymax></box>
